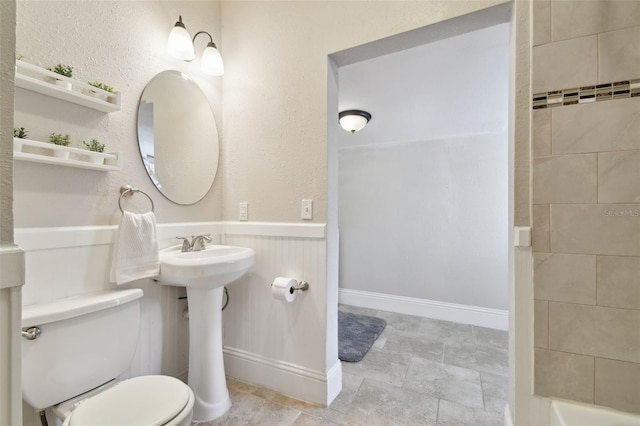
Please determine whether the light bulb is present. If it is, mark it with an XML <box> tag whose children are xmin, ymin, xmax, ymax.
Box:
<box><xmin>201</xmin><ymin>42</ymin><xmax>224</xmax><ymax>76</ymax></box>
<box><xmin>338</xmin><ymin>110</ymin><xmax>372</xmax><ymax>133</ymax></box>
<box><xmin>167</xmin><ymin>16</ymin><xmax>195</xmax><ymax>61</ymax></box>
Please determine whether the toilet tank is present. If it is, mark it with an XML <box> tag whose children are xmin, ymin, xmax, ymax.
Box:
<box><xmin>22</xmin><ymin>289</ymin><xmax>144</xmax><ymax>410</ymax></box>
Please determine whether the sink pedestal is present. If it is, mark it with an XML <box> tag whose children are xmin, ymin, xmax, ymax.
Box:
<box><xmin>187</xmin><ymin>286</ymin><xmax>231</xmax><ymax>421</ymax></box>
<box><xmin>157</xmin><ymin>243</ymin><xmax>255</xmax><ymax>421</ymax></box>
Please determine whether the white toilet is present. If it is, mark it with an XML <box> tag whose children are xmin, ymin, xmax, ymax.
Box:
<box><xmin>21</xmin><ymin>288</ymin><xmax>194</xmax><ymax>426</ymax></box>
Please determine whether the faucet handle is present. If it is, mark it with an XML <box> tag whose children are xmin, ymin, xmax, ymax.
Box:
<box><xmin>191</xmin><ymin>234</ymin><xmax>212</xmax><ymax>251</ymax></box>
<box><xmin>176</xmin><ymin>236</ymin><xmax>191</xmax><ymax>252</ymax></box>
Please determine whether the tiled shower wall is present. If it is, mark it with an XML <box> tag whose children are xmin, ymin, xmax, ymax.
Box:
<box><xmin>532</xmin><ymin>1</ymin><xmax>640</xmax><ymax>414</ymax></box>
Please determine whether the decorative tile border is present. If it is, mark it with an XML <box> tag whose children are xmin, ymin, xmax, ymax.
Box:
<box><xmin>532</xmin><ymin>79</ymin><xmax>640</xmax><ymax>109</ymax></box>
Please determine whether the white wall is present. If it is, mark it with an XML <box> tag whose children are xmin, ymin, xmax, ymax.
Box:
<box><xmin>339</xmin><ymin>133</ymin><xmax>508</xmax><ymax>310</ymax></box>
<box><xmin>337</xmin><ymin>24</ymin><xmax>509</xmax><ymax>311</ymax></box>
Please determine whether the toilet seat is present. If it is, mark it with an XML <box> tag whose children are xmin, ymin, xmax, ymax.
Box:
<box><xmin>63</xmin><ymin>375</ymin><xmax>193</xmax><ymax>426</ymax></box>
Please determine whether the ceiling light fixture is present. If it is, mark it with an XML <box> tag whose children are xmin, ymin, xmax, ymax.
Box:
<box><xmin>167</xmin><ymin>16</ymin><xmax>224</xmax><ymax>76</ymax></box>
<box><xmin>338</xmin><ymin>110</ymin><xmax>372</xmax><ymax>133</ymax></box>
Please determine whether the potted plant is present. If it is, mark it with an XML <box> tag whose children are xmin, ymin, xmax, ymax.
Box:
<box><xmin>14</xmin><ymin>127</ymin><xmax>28</xmax><ymax>139</ymax></box>
<box><xmin>48</xmin><ymin>64</ymin><xmax>73</xmax><ymax>90</ymax></box>
<box><xmin>49</xmin><ymin>133</ymin><xmax>71</xmax><ymax>159</ymax></box>
<box><xmin>83</xmin><ymin>138</ymin><xmax>106</xmax><ymax>164</ymax></box>
<box><xmin>87</xmin><ymin>81</ymin><xmax>114</xmax><ymax>101</ymax></box>
<box><xmin>13</xmin><ymin>127</ymin><xmax>28</xmax><ymax>152</ymax></box>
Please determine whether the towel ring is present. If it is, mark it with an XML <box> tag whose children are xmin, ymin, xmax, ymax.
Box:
<box><xmin>118</xmin><ymin>185</ymin><xmax>155</xmax><ymax>214</ymax></box>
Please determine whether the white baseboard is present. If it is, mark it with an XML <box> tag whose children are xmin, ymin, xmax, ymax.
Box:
<box><xmin>326</xmin><ymin>360</ymin><xmax>342</xmax><ymax>406</ymax></box>
<box><xmin>223</xmin><ymin>346</ymin><xmax>336</xmax><ymax>406</ymax></box>
<box><xmin>339</xmin><ymin>288</ymin><xmax>508</xmax><ymax>330</ymax></box>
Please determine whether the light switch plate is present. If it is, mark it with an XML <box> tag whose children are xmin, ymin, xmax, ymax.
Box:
<box><xmin>301</xmin><ymin>199</ymin><xmax>313</xmax><ymax>220</ymax></box>
<box><xmin>239</xmin><ymin>202</ymin><xmax>248</xmax><ymax>221</ymax></box>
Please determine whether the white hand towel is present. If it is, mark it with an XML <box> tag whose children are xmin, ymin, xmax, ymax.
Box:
<box><xmin>110</xmin><ymin>211</ymin><xmax>160</xmax><ymax>285</ymax></box>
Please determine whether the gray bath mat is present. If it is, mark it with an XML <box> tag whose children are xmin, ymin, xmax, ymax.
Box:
<box><xmin>338</xmin><ymin>311</ymin><xmax>387</xmax><ymax>362</ymax></box>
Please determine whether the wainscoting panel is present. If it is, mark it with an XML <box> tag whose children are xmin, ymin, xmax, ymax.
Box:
<box><xmin>222</xmin><ymin>230</ymin><xmax>332</xmax><ymax>404</ymax></box>
<box><xmin>14</xmin><ymin>223</ymin><xmax>222</xmax><ymax>382</ymax></box>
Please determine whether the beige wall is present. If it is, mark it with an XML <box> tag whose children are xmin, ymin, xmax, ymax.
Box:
<box><xmin>532</xmin><ymin>0</ymin><xmax>640</xmax><ymax>414</ymax></box>
<box><xmin>220</xmin><ymin>0</ymin><xmax>507</xmax><ymax>223</ymax></box>
<box><xmin>14</xmin><ymin>1</ymin><xmax>222</xmax><ymax>227</ymax></box>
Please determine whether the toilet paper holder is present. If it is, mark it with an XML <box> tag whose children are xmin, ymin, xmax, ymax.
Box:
<box><xmin>271</xmin><ymin>279</ymin><xmax>310</xmax><ymax>292</ymax></box>
<box><xmin>292</xmin><ymin>280</ymin><xmax>309</xmax><ymax>291</ymax></box>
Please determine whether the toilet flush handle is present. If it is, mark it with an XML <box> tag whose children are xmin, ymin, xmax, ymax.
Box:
<box><xmin>21</xmin><ymin>326</ymin><xmax>41</xmax><ymax>340</ymax></box>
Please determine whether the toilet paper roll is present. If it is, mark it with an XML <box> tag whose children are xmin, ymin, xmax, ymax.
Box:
<box><xmin>271</xmin><ymin>277</ymin><xmax>297</xmax><ymax>302</ymax></box>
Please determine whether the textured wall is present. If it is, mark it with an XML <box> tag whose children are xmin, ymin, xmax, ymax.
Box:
<box><xmin>340</xmin><ymin>133</ymin><xmax>508</xmax><ymax>310</ymax></box>
<box><xmin>14</xmin><ymin>1</ymin><xmax>222</xmax><ymax>227</ymax></box>
<box><xmin>532</xmin><ymin>0</ymin><xmax>640</xmax><ymax>414</ymax></box>
<box><xmin>0</xmin><ymin>0</ymin><xmax>16</xmax><ymax>244</ymax></box>
<box><xmin>337</xmin><ymin>23</ymin><xmax>509</xmax><ymax>311</ymax></box>
<box><xmin>220</xmin><ymin>0</ymin><xmax>507</xmax><ymax>223</ymax></box>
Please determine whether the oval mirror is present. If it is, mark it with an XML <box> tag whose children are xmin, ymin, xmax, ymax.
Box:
<box><xmin>137</xmin><ymin>71</ymin><xmax>219</xmax><ymax>205</ymax></box>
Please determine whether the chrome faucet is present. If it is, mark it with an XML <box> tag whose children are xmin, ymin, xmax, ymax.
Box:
<box><xmin>191</xmin><ymin>234</ymin><xmax>212</xmax><ymax>251</ymax></box>
<box><xmin>176</xmin><ymin>234</ymin><xmax>212</xmax><ymax>252</ymax></box>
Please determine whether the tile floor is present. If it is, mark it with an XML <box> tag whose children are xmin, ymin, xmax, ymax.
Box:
<box><xmin>198</xmin><ymin>305</ymin><xmax>509</xmax><ymax>426</ymax></box>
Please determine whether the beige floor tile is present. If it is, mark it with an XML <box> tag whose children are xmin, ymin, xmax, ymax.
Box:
<box><xmin>418</xmin><ymin>318</ymin><xmax>473</xmax><ymax>345</ymax></box>
<box><xmin>346</xmin><ymin>379</ymin><xmax>438</xmax><ymax>426</ymax></box>
<box><xmin>443</xmin><ymin>341</ymin><xmax>508</xmax><ymax>376</ymax></box>
<box><xmin>340</xmin><ymin>347</ymin><xmax>412</xmax><ymax>386</ymax></box>
<box><xmin>472</xmin><ymin>326</ymin><xmax>508</xmax><ymax>350</ymax></box>
<box><xmin>374</xmin><ymin>310</ymin><xmax>422</xmax><ymax>334</ymax></box>
<box><xmin>403</xmin><ymin>357</ymin><xmax>484</xmax><ymax>409</ymax></box>
<box><xmin>480</xmin><ymin>372</ymin><xmax>509</xmax><ymax>415</ymax></box>
<box><xmin>208</xmin><ymin>307</ymin><xmax>509</xmax><ymax>426</ymax></box>
<box><xmin>382</xmin><ymin>331</ymin><xmax>444</xmax><ymax>362</ymax></box>
<box><xmin>247</xmin><ymin>399</ymin><xmax>301</xmax><ymax>426</ymax></box>
<box><xmin>436</xmin><ymin>399</ymin><xmax>503</xmax><ymax>426</ymax></box>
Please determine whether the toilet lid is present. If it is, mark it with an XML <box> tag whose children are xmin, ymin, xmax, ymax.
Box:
<box><xmin>69</xmin><ymin>375</ymin><xmax>190</xmax><ymax>426</ymax></box>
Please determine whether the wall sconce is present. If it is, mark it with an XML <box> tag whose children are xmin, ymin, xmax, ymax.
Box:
<box><xmin>167</xmin><ymin>16</ymin><xmax>224</xmax><ymax>76</ymax></box>
<box><xmin>339</xmin><ymin>110</ymin><xmax>372</xmax><ymax>133</ymax></box>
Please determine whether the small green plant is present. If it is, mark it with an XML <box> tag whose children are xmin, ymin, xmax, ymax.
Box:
<box><xmin>13</xmin><ymin>127</ymin><xmax>28</xmax><ymax>139</ymax></box>
<box><xmin>88</xmin><ymin>81</ymin><xmax>114</xmax><ymax>93</ymax></box>
<box><xmin>48</xmin><ymin>64</ymin><xmax>73</xmax><ymax>78</ymax></box>
<box><xmin>83</xmin><ymin>138</ymin><xmax>105</xmax><ymax>153</ymax></box>
<box><xmin>16</xmin><ymin>52</ymin><xmax>24</xmax><ymax>61</ymax></box>
<box><xmin>49</xmin><ymin>133</ymin><xmax>71</xmax><ymax>147</ymax></box>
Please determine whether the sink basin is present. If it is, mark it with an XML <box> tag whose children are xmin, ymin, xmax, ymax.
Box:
<box><xmin>158</xmin><ymin>244</ymin><xmax>255</xmax><ymax>289</ymax></box>
<box><xmin>155</xmin><ymin>243</ymin><xmax>255</xmax><ymax>421</ymax></box>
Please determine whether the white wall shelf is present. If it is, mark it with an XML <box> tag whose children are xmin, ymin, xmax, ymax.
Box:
<box><xmin>14</xmin><ymin>138</ymin><xmax>122</xmax><ymax>171</ymax></box>
<box><xmin>15</xmin><ymin>60</ymin><xmax>121</xmax><ymax>113</ymax></box>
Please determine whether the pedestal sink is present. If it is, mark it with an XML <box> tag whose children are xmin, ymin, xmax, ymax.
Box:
<box><xmin>157</xmin><ymin>244</ymin><xmax>255</xmax><ymax>421</ymax></box>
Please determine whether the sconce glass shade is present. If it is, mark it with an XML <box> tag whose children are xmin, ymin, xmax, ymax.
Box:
<box><xmin>167</xmin><ymin>16</ymin><xmax>195</xmax><ymax>61</ymax></box>
<box><xmin>201</xmin><ymin>42</ymin><xmax>224</xmax><ymax>76</ymax></box>
<box><xmin>339</xmin><ymin>110</ymin><xmax>372</xmax><ymax>133</ymax></box>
